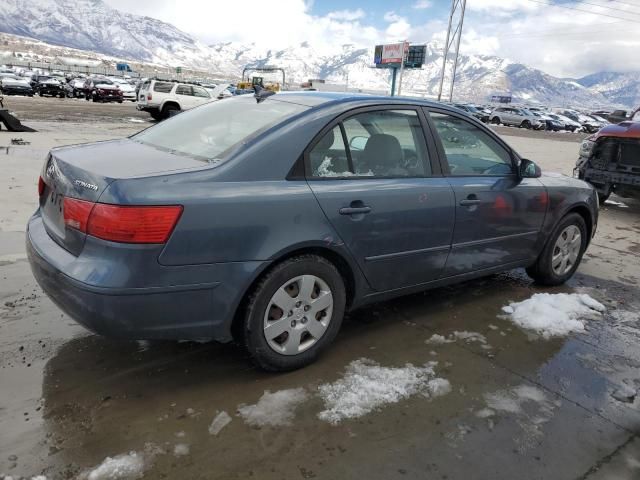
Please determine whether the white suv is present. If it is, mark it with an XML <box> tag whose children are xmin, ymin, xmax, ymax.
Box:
<box><xmin>137</xmin><ymin>80</ymin><xmax>214</xmax><ymax>120</ymax></box>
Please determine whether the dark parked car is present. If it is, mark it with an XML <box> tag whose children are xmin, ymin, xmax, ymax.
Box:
<box><xmin>27</xmin><ymin>93</ymin><xmax>598</xmax><ymax>371</ymax></box>
<box><xmin>0</xmin><ymin>75</ymin><xmax>34</xmax><ymax>96</ymax></box>
<box><xmin>32</xmin><ymin>75</ymin><xmax>65</xmax><ymax>98</ymax></box>
<box><xmin>82</xmin><ymin>77</ymin><xmax>123</xmax><ymax>103</ymax></box>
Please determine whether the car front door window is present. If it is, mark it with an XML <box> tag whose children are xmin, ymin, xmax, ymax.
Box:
<box><xmin>429</xmin><ymin>112</ymin><xmax>514</xmax><ymax>176</ymax></box>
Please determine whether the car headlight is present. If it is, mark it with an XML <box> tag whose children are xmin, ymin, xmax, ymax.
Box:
<box><xmin>580</xmin><ymin>139</ymin><xmax>595</xmax><ymax>157</ymax></box>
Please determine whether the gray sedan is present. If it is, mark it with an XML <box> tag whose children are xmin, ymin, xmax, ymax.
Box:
<box><xmin>27</xmin><ymin>93</ymin><xmax>598</xmax><ymax>371</ymax></box>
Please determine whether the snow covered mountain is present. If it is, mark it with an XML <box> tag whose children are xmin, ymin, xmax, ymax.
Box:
<box><xmin>0</xmin><ymin>0</ymin><xmax>635</xmax><ymax>107</ymax></box>
<box><xmin>577</xmin><ymin>72</ymin><xmax>640</xmax><ymax>109</ymax></box>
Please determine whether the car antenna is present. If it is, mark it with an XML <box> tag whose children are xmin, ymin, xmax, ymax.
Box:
<box><xmin>254</xmin><ymin>85</ymin><xmax>275</xmax><ymax>103</ymax></box>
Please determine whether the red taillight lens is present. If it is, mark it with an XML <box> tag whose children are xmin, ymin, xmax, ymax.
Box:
<box><xmin>63</xmin><ymin>197</ymin><xmax>94</xmax><ymax>232</ymax></box>
<box><xmin>38</xmin><ymin>176</ymin><xmax>45</xmax><ymax>196</ymax></box>
<box><xmin>88</xmin><ymin>204</ymin><xmax>183</xmax><ymax>244</ymax></box>
<box><xmin>147</xmin><ymin>93</ymin><xmax>152</xmax><ymax>100</ymax></box>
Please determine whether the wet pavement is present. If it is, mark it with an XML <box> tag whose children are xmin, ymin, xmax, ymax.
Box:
<box><xmin>1</xmin><ymin>117</ymin><xmax>640</xmax><ymax>480</ymax></box>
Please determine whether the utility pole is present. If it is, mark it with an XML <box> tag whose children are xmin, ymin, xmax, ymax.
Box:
<box><xmin>397</xmin><ymin>41</ymin><xmax>409</xmax><ymax>96</ymax></box>
<box><xmin>437</xmin><ymin>0</ymin><xmax>467</xmax><ymax>102</ymax></box>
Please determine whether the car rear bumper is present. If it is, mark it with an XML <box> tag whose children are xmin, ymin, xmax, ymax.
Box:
<box><xmin>27</xmin><ymin>212</ymin><xmax>264</xmax><ymax>342</ymax></box>
<box><xmin>2</xmin><ymin>86</ymin><xmax>33</xmax><ymax>95</ymax></box>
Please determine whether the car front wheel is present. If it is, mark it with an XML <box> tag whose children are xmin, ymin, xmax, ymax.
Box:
<box><xmin>526</xmin><ymin>213</ymin><xmax>587</xmax><ymax>286</ymax></box>
<box><xmin>243</xmin><ymin>255</ymin><xmax>346</xmax><ymax>371</ymax></box>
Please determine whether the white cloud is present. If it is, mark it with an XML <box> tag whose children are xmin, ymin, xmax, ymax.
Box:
<box><xmin>383</xmin><ymin>11</ymin><xmax>402</xmax><ymax>23</ymax></box>
<box><xmin>413</xmin><ymin>0</ymin><xmax>432</xmax><ymax>9</ymax></box>
<box><xmin>327</xmin><ymin>9</ymin><xmax>366</xmax><ymax>21</ymax></box>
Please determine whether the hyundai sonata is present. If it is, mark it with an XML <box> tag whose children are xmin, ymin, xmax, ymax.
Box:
<box><xmin>27</xmin><ymin>92</ymin><xmax>598</xmax><ymax>371</ymax></box>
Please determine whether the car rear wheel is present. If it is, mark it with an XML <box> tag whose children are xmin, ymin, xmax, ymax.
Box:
<box><xmin>491</xmin><ymin>117</ymin><xmax>500</xmax><ymax>125</ymax></box>
<box><xmin>162</xmin><ymin>104</ymin><xmax>180</xmax><ymax>119</ymax></box>
<box><xmin>521</xmin><ymin>120</ymin><xmax>532</xmax><ymax>129</ymax></box>
<box><xmin>526</xmin><ymin>213</ymin><xmax>587</xmax><ymax>286</ymax></box>
<box><xmin>243</xmin><ymin>255</ymin><xmax>346</xmax><ymax>371</ymax></box>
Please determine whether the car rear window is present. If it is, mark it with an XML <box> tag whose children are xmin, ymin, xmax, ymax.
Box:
<box><xmin>153</xmin><ymin>81</ymin><xmax>174</xmax><ymax>93</ymax></box>
<box><xmin>133</xmin><ymin>95</ymin><xmax>308</xmax><ymax>163</ymax></box>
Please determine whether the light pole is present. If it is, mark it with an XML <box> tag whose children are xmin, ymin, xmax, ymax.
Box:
<box><xmin>437</xmin><ymin>0</ymin><xmax>467</xmax><ymax>102</ymax></box>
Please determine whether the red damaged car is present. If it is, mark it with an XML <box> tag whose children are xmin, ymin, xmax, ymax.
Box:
<box><xmin>575</xmin><ymin>116</ymin><xmax>640</xmax><ymax>204</ymax></box>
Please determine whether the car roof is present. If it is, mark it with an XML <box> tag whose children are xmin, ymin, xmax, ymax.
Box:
<box><xmin>271</xmin><ymin>91</ymin><xmax>464</xmax><ymax>110</ymax></box>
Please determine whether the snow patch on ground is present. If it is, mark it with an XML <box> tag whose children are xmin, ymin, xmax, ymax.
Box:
<box><xmin>317</xmin><ymin>358</ymin><xmax>450</xmax><ymax>424</ymax></box>
<box><xmin>238</xmin><ymin>388</ymin><xmax>308</xmax><ymax>427</ymax></box>
<box><xmin>208</xmin><ymin>410</ymin><xmax>232</xmax><ymax>435</ymax></box>
<box><xmin>173</xmin><ymin>444</ymin><xmax>190</xmax><ymax>456</ymax></box>
<box><xmin>501</xmin><ymin>293</ymin><xmax>605</xmax><ymax>338</ymax></box>
<box><xmin>84</xmin><ymin>452</ymin><xmax>146</xmax><ymax>480</ymax></box>
<box><xmin>484</xmin><ymin>383</ymin><xmax>560</xmax><ymax>450</ymax></box>
<box><xmin>426</xmin><ymin>331</ymin><xmax>488</xmax><ymax>346</ymax></box>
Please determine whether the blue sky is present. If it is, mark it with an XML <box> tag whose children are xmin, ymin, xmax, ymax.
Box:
<box><xmin>104</xmin><ymin>0</ymin><xmax>640</xmax><ymax>77</ymax></box>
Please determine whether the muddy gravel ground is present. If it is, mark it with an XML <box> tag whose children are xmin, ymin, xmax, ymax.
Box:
<box><xmin>1</xmin><ymin>102</ymin><xmax>639</xmax><ymax>480</ymax></box>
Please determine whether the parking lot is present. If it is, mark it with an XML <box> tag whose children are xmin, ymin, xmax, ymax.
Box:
<box><xmin>1</xmin><ymin>97</ymin><xmax>640</xmax><ymax>480</ymax></box>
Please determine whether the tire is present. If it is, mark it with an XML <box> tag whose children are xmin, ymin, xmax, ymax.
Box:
<box><xmin>521</xmin><ymin>120</ymin><xmax>531</xmax><ymax>129</ymax></box>
<box><xmin>38</xmin><ymin>91</ymin><xmax>43</xmax><ymax>97</ymax></box>
<box><xmin>149</xmin><ymin>111</ymin><xmax>162</xmax><ymax>121</ymax></box>
<box><xmin>162</xmin><ymin>104</ymin><xmax>180</xmax><ymax>119</ymax></box>
<box><xmin>597</xmin><ymin>191</ymin><xmax>611</xmax><ymax>205</ymax></box>
<box><xmin>242</xmin><ymin>255</ymin><xmax>346</xmax><ymax>371</ymax></box>
<box><xmin>526</xmin><ymin>213</ymin><xmax>588</xmax><ymax>286</ymax></box>
<box><xmin>491</xmin><ymin>117</ymin><xmax>500</xmax><ymax>125</ymax></box>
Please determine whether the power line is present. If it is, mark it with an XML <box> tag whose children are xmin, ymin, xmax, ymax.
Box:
<box><xmin>494</xmin><ymin>20</ymin><xmax>623</xmax><ymax>38</ymax></box>
<box><xmin>523</xmin><ymin>0</ymin><xmax>640</xmax><ymax>23</ymax></box>
<box><xmin>566</xmin><ymin>0</ymin><xmax>640</xmax><ymax>15</ymax></box>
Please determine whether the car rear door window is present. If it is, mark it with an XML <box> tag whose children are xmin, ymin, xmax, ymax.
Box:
<box><xmin>429</xmin><ymin>112</ymin><xmax>514</xmax><ymax>176</ymax></box>
<box><xmin>309</xmin><ymin>110</ymin><xmax>429</xmax><ymax>178</ymax></box>
<box><xmin>153</xmin><ymin>82</ymin><xmax>174</xmax><ymax>93</ymax></box>
<box><xmin>192</xmin><ymin>86</ymin><xmax>210</xmax><ymax>98</ymax></box>
<box><xmin>176</xmin><ymin>85</ymin><xmax>193</xmax><ymax>96</ymax></box>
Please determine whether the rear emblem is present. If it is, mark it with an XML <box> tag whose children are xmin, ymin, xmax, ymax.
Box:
<box><xmin>74</xmin><ymin>179</ymin><xmax>99</xmax><ymax>191</ymax></box>
<box><xmin>46</xmin><ymin>158</ymin><xmax>58</xmax><ymax>179</ymax></box>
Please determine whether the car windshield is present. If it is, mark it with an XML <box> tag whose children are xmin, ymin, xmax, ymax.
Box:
<box><xmin>133</xmin><ymin>95</ymin><xmax>308</xmax><ymax>162</ymax></box>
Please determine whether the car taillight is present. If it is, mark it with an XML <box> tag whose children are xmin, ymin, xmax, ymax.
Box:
<box><xmin>63</xmin><ymin>198</ymin><xmax>94</xmax><ymax>231</ymax></box>
<box><xmin>147</xmin><ymin>93</ymin><xmax>152</xmax><ymax>101</ymax></box>
<box><xmin>38</xmin><ymin>176</ymin><xmax>45</xmax><ymax>196</ymax></box>
<box><xmin>88</xmin><ymin>204</ymin><xmax>183</xmax><ymax>243</ymax></box>
<box><xmin>64</xmin><ymin>198</ymin><xmax>182</xmax><ymax>243</ymax></box>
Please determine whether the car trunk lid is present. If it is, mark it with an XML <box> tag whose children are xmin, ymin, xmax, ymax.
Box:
<box><xmin>39</xmin><ymin>139</ymin><xmax>206</xmax><ymax>255</ymax></box>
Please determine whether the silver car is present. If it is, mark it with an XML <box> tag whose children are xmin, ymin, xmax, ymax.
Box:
<box><xmin>490</xmin><ymin>107</ymin><xmax>543</xmax><ymax>129</ymax></box>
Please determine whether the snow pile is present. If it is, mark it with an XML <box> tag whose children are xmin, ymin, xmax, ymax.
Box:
<box><xmin>238</xmin><ymin>388</ymin><xmax>308</xmax><ymax>427</ymax></box>
<box><xmin>426</xmin><ymin>331</ymin><xmax>488</xmax><ymax>345</ymax></box>
<box><xmin>317</xmin><ymin>359</ymin><xmax>450</xmax><ymax>424</ymax></box>
<box><xmin>208</xmin><ymin>410</ymin><xmax>232</xmax><ymax>435</ymax></box>
<box><xmin>84</xmin><ymin>452</ymin><xmax>146</xmax><ymax>480</ymax></box>
<box><xmin>501</xmin><ymin>293</ymin><xmax>605</xmax><ymax>338</ymax></box>
<box><xmin>173</xmin><ymin>444</ymin><xmax>189</xmax><ymax>456</ymax></box>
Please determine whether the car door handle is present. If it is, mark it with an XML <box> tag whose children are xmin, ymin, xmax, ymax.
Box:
<box><xmin>339</xmin><ymin>206</ymin><xmax>372</xmax><ymax>215</ymax></box>
<box><xmin>459</xmin><ymin>199</ymin><xmax>481</xmax><ymax>206</ymax></box>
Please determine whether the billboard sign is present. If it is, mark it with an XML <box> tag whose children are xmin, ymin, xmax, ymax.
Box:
<box><xmin>374</xmin><ymin>42</ymin><xmax>409</xmax><ymax>65</ymax></box>
<box><xmin>490</xmin><ymin>94</ymin><xmax>512</xmax><ymax>104</ymax></box>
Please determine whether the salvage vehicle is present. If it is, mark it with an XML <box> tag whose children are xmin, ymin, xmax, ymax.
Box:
<box><xmin>0</xmin><ymin>75</ymin><xmax>34</xmax><ymax>96</ymax></box>
<box><xmin>65</xmin><ymin>78</ymin><xmax>87</xmax><ymax>98</ymax></box>
<box><xmin>83</xmin><ymin>77</ymin><xmax>123</xmax><ymax>103</ymax></box>
<box><xmin>34</xmin><ymin>76</ymin><xmax>65</xmax><ymax>98</ymax></box>
<box><xmin>137</xmin><ymin>79</ymin><xmax>214</xmax><ymax>120</ymax></box>
<box><xmin>453</xmin><ymin>103</ymin><xmax>489</xmax><ymax>123</ymax></box>
<box><xmin>547</xmin><ymin>113</ymin><xmax>581</xmax><ymax>132</ymax></box>
<box><xmin>109</xmin><ymin>77</ymin><xmax>137</xmax><ymax>101</ymax></box>
<box><xmin>606</xmin><ymin>108</ymin><xmax>640</xmax><ymax>124</ymax></box>
<box><xmin>490</xmin><ymin>107</ymin><xmax>543</xmax><ymax>129</ymax></box>
<box><xmin>575</xmin><ymin>120</ymin><xmax>640</xmax><ymax>204</ymax></box>
<box><xmin>27</xmin><ymin>93</ymin><xmax>599</xmax><ymax>371</ymax></box>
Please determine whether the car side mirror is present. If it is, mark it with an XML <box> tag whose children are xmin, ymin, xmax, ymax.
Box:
<box><xmin>349</xmin><ymin>136</ymin><xmax>368</xmax><ymax>151</ymax></box>
<box><xmin>519</xmin><ymin>158</ymin><xmax>542</xmax><ymax>178</ymax></box>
